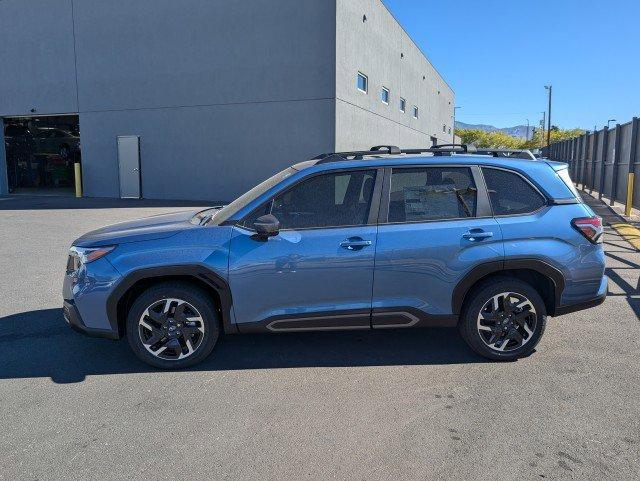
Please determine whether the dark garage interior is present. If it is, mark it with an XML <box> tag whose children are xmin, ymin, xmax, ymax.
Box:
<box><xmin>3</xmin><ymin>115</ymin><xmax>80</xmax><ymax>195</ymax></box>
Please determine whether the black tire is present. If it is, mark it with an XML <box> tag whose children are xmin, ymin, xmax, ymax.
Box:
<box><xmin>125</xmin><ymin>282</ymin><xmax>220</xmax><ymax>369</ymax></box>
<box><xmin>458</xmin><ymin>276</ymin><xmax>547</xmax><ymax>361</ymax></box>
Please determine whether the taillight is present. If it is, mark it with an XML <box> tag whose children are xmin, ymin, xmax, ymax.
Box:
<box><xmin>571</xmin><ymin>216</ymin><xmax>603</xmax><ymax>244</ymax></box>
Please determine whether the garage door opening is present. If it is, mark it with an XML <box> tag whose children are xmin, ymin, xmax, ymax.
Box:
<box><xmin>3</xmin><ymin>115</ymin><xmax>80</xmax><ymax>196</ymax></box>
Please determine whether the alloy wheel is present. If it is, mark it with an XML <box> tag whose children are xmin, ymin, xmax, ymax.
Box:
<box><xmin>476</xmin><ymin>292</ymin><xmax>537</xmax><ymax>353</ymax></box>
<box><xmin>138</xmin><ymin>298</ymin><xmax>205</xmax><ymax>360</ymax></box>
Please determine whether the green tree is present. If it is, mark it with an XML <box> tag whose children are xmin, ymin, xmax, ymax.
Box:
<box><xmin>456</xmin><ymin>127</ymin><xmax>585</xmax><ymax>150</ymax></box>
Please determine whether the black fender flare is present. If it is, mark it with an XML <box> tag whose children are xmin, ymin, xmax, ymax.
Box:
<box><xmin>106</xmin><ymin>264</ymin><xmax>236</xmax><ymax>336</ymax></box>
<box><xmin>451</xmin><ymin>259</ymin><xmax>565</xmax><ymax>316</ymax></box>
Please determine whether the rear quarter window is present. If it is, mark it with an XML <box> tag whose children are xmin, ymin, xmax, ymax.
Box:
<box><xmin>482</xmin><ymin>168</ymin><xmax>546</xmax><ymax>216</ymax></box>
<box><xmin>556</xmin><ymin>167</ymin><xmax>582</xmax><ymax>200</ymax></box>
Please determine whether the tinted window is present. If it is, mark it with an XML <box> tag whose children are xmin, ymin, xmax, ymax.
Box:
<box><xmin>388</xmin><ymin>167</ymin><xmax>477</xmax><ymax>222</ymax></box>
<box><xmin>244</xmin><ymin>170</ymin><xmax>376</xmax><ymax>230</ymax></box>
<box><xmin>381</xmin><ymin>87</ymin><xmax>389</xmax><ymax>104</ymax></box>
<box><xmin>482</xmin><ymin>168</ymin><xmax>546</xmax><ymax>215</ymax></box>
<box><xmin>357</xmin><ymin>72</ymin><xmax>368</xmax><ymax>93</ymax></box>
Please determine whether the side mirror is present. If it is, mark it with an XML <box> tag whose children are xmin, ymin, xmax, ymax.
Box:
<box><xmin>253</xmin><ymin>214</ymin><xmax>280</xmax><ymax>238</ymax></box>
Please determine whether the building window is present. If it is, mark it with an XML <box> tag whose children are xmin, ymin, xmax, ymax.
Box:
<box><xmin>381</xmin><ymin>87</ymin><xmax>390</xmax><ymax>105</ymax></box>
<box><xmin>443</xmin><ymin>124</ymin><xmax>447</xmax><ymax>133</ymax></box>
<box><xmin>413</xmin><ymin>106</ymin><xmax>419</xmax><ymax>119</ymax></box>
<box><xmin>357</xmin><ymin>72</ymin><xmax>368</xmax><ymax>93</ymax></box>
<box><xmin>400</xmin><ymin>98</ymin><xmax>406</xmax><ymax>113</ymax></box>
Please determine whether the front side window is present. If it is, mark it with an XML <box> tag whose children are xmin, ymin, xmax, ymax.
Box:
<box><xmin>244</xmin><ymin>170</ymin><xmax>377</xmax><ymax>230</ymax></box>
<box><xmin>357</xmin><ymin>72</ymin><xmax>368</xmax><ymax>93</ymax></box>
<box><xmin>381</xmin><ymin>87</ymin><xmax>390</xmax><ymax>104</ymax></box>
<box><xmin>388</xmin><ymin>167</ymin><xmax>477</xmax><ymax>223</ymax></box>
<box><xmin>482</xmin><ymin>168</ymin><xmax>546</xmax><ymax>215</ymax></box>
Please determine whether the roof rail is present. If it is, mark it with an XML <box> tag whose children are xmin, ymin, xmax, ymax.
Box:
<box><xmin>313</xmin><ymin>143</ymin><xmax>475</xmax><ymax>163</ymax></box>
<box><xmin>474</xmin><ymin>148</ymin><xmax>535</xmax><ymax>160</ymax></box>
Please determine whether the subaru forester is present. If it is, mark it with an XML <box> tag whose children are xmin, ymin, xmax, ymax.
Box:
<box><xmin>63</xmin><ymin>144</ymin><xmax>607</xmax><ymax>368</ymax></box>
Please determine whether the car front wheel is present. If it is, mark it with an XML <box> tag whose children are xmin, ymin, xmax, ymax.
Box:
<box><xmin>458</xmin><ymin>277</ymin><xmax>547</xmax><ymax>361</ymax></box>
<box><xmin>125</xmin><ymin>282</ymin><xmax>220</xmax><ymax>369</ymax></box>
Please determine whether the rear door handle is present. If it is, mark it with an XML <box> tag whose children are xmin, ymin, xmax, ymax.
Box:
<box><xmin>340</xmin><ymin>237</ymin><xmax>372</xmax><ymax>250</ymax></box>
<box><xmin>462</xmin><ymin>229</ymin><xmax>493</xmax><ymax>241</ymax></box>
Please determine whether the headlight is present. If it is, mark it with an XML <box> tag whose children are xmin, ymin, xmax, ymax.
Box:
<box><xmin>68</xmin><ymin>245</ymin><xmax>116</xmax><ymax>271</ymax></box>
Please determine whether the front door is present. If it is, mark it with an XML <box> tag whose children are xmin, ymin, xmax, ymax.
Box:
<box><xmin>372</xmin><ymin>165</ymin><xmax>504</xmax><ymax>327</ymax></box>
<box><xmin>228</xmin><ymin>168</ymin><xmax>380</xmax><ymax>332</ymax></box>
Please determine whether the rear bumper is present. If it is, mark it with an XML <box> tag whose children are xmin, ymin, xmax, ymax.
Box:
<box><xmin>554</xmin><ymin>275</ymin><xmax>608</xmax><ymax>316</ymax></box>
<box><xmin>63</xmin><ymin>299</ymin><xmax>119</xmax><ymax>340</ymax></box>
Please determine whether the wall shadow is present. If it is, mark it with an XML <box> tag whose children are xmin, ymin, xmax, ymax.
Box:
<box><xmin>0</xmin><ymin>195</ymin><xmax>219</xmax><ymax>211</ymax></box>
<box><xmin>0</xmin><ymin>308</ymin><xmax>485</xmax><ymax>384</ymax></box>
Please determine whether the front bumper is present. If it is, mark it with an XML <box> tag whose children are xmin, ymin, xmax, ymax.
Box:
<box><xmin>63</xmin><ymin>300</ymin><xmax>119</xmax><ymax>340</ymax></box>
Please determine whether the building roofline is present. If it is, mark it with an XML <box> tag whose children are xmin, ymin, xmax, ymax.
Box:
<box><xmin>379</xmin><ymin>0</ymin><xmax>455</xmax><ymax>94</ymax></box>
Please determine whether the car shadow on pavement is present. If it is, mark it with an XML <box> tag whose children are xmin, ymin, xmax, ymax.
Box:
<box><xmin>0</xmin><ymin>308</ymin><xmax>487</xmax><ymax>383</ymax></box>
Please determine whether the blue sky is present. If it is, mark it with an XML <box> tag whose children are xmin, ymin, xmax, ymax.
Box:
<box><xmin>383</xmin><ymin>0</ymin><xmax>640</xmax><ymax>130</ymax></box>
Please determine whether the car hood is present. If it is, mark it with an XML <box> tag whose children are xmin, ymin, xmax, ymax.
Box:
<box><xmin>73</xmin><ymin>209</ymin><xmax>202</xmax><ymax>247</ymax></box>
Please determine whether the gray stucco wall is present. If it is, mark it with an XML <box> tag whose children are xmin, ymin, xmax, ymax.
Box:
<box><xmin>0</xmin><ymin>0</ymin><xmax>453</xmax><ymax>200</ymax></box>
<box><xmin>334</xmin><ymin>0</ymin><xmax>454</xmax><ymax>151</ymax></box>
<box><xmin>0</xmin><ymin>0</ymin><xmax>79</xmax><ymax>117</ymax></box>
<box><xmin>80</xmin><ymin>100</ymin><xmax>335</xmax><ymax>201</ymax></box>
<box><xmin>0</xmin><ymin>0</ymin><xmax>336</xmax><ymax>200</ymax></box>
<box><xmin>74</xmin><ymin>0</ymin><xmax>336</xmax><ymax>201</ymax></box>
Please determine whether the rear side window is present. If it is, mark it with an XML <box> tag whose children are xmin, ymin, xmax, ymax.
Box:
<box><xmin>388</xmin><ymin>167</ymin><xmax>477</xmax><ymax>222</ymax></box>
<box><xmin>482</xmin><ymin>168</ymin><xmax>546</xmax><ymax>215</ymax></box>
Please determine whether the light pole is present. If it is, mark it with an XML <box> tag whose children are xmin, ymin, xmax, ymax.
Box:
<box><xmin>544</xmin><ymin>85</ymin><xmax>552</xmax><ymax>147</ymax></box>
<box><xmin>607</xmin><ymin>119</ymin><xmax>616</xmax><ymax>129</ymax></box>
<box><xmin>452</xmin><ymin>106</ymin><xmax>461</xmax><ymax>143</ymax></box>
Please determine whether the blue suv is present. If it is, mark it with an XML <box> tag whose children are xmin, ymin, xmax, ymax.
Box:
<box><xmin>63</xmin><ymin>145</ymin><xmax>607</xmax><ymax>368</ymax></box>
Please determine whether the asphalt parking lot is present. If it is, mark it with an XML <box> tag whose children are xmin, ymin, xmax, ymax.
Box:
<box><xmin>0</xmin><ymin>194</ymin><xmax>638</xmax><ymax>480</ymax></box>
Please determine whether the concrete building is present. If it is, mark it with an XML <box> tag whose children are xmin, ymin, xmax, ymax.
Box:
<box><xmin>0</xmin><ymin>0</ymin><xmax>454</xmax><ymax>201</ymax></box>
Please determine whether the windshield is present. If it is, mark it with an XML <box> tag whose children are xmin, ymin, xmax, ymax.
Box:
<box><xmin>212</xmin><ymin>167</ymin><xmax>297</xmax><ymax>224</ymax></box>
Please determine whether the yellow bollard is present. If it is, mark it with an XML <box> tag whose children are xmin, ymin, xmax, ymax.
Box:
<box><xmin>74</xmin><ymin>162</ymin><xmax>82</xmax><ymax>198</ymax></box>
<box><xmin>625</xmin><ymin>172</ymin><xmax>635</xmax><ymax>217</ymax></box>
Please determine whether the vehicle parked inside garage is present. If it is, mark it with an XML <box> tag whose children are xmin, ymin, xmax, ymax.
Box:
<box><xmin>63</xmin><ymin>144</ymin><xmax>607</xmax><ymax>368</ymax></box>
<box><xmin>3</xmin><ymin>116</ymin><xmax>80</xmax><ymax>194</ymax></box>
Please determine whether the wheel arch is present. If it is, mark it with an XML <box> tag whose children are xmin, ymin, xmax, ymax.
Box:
<box><xmin>106</xmin><ymin>264</ymin><xmax>236</xmax><ymax>338</ymax></box>
<box><xmin>452</xmin><ymin>259</ymin><xmax>565</xmax><ymax>317</ymax></box>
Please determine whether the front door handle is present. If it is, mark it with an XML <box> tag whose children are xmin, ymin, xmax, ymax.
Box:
<box><xmin>340</xmin><ymin>237</ymin><xmax>372</xmax><ymax>250</ymax></box>
<box><xmin>462</xmin><ymin>229</ymin><xmax>493</xmax><ymax>241</ymax></box>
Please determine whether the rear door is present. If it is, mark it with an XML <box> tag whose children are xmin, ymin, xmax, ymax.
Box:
<box><xmin>372</xmin><ymin>165</ymin><xmax>504</xmax><ymax>326</ymax></box>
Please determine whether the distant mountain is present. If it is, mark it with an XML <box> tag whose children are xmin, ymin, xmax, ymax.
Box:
<box><xmin>455</xmin><ymin>121</ymin><xmax>534</xmax><ymax>140</ymax></box>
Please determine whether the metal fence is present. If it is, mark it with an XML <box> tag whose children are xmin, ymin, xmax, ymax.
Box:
<box><xmin>543</xmin><ymin>117</ymin><xmax>639</xmax><ymax>214</ymax></box>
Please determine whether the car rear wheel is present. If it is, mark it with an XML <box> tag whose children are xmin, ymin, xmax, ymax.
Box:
<box><xmin>125</xmin><ymin>282</ymin><xmax>220</xmax><ymax>369</ymax></box>
<box><xmin>458</xmin><ymin>277</ymin><xmax>547</xmax><ymax>361</ymax></box>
